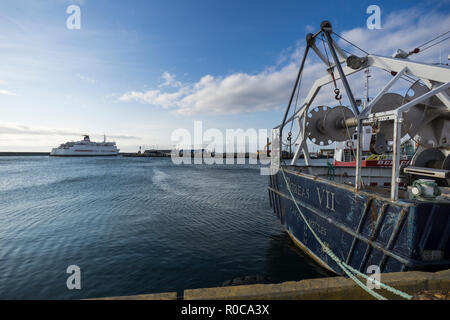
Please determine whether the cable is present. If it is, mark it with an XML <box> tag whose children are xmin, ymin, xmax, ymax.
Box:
<box><xmin>416</xmin><ymin>30</ymin><xmax>450</xmax><ymax>49</ymax></box>
<box><xmin>332</xmin><ymin>32</ymin><xmax>370</xmax><ymax>55</ymax></box>
<box><xmin>320</xmin><ymin>35</ymin><xmax>332</xmax><ymax>66</ymax></box>
<box><xmin>289</xmin><ymin>70</ymin><xmax>303</xmax><ymax>133</ymax></box>
<box><xmin>380</xmin><ymin>68</ymin><xmax>416</xmax><ymax>84</ymax></box>
<box><xmin>420</xmin><ymin>35</ymin><xmax>450</xmax><ymax>53</ymax></box>
<box><xmin>282</xmin><ymin>53</ymin><xmax>304</xmax><ymax>149</ymax></box>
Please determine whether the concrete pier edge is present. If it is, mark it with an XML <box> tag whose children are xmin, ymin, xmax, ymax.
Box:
<box><xmin>91</xmin><ymin>269</ymin><xmax>450</xmax><ymax>300</ymax></box>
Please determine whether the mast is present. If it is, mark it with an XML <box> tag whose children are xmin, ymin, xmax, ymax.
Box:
<box><xmin>364</xmin><ymin>68</ymin><xmax>371</xmax><ymax>109</ymax></box>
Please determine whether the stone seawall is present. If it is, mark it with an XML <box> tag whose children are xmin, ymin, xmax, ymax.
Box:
<box><xmin>92</xmin><ymin>269</ymin><xmax>450</xmax><ymax>300</ymax></box>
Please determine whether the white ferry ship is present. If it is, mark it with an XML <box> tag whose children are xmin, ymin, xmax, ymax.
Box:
<box><xmin>50</xmin><ymin>135</ymin><xmax>119</xmax><ymax>156</ymax></box>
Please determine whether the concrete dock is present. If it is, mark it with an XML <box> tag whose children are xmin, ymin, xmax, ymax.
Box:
<box><xmin>92</xmin><ymin>269</ymin><xmax>450</xmax><ymax>300</ymax></box>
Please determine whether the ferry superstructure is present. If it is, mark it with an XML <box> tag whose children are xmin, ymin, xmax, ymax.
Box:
<box><xmin>50</xmin><ymin>135</ymin><xmax>119</xmax><ymax>156</ymax></box>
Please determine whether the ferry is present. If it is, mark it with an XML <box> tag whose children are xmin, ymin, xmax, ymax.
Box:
<box><xmin>50</xmin><ymin>135</ymin><xmax>119</xmax><ymax>156</ymax></box>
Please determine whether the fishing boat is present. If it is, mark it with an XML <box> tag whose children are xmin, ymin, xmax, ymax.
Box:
<box><xmin>267</xmin><ymin>21</ymin><xmax>450</xmax><ymax>277</ymax></box>
<box><xmin>332</xmin><ymin>127</ymin><xmax>414</xmax><ymax>168</ymax></box>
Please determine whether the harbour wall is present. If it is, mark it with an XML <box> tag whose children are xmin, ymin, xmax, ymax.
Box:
<box><xmin>92</xmin><ymin>269</ymin><xmax>450</xmax><ymax>300</ymax></box>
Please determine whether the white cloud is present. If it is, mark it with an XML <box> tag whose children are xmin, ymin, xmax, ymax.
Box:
<box><xmin>0</xmin><ymin>121</ymin><xmax>143</xmax><ymax>152</ymax></box>
<box><xmin>305</xmin><ymin>24</ymin><xmax>315</xmax><ymax>33</ymax></box>
<box><xmin>159</xmin><ymin>71</ymin><xmax>182</xmax><ymax>88</ymax></box>
<box><xmin>0</xmin><ymin>89</ymin><xmax>16</xmax><ymax>96</ymax></box>
<box><xmin>339</xmin><ymin>8</ymin><xmax>450</xmax><ymax>61</ymax></box>
<box><xmin>119</xmin><ymin>7</ymin><xmax>450</xmax><ymax>116</ymax></box>
<box><xmin>120</xmin><ymin>63</ymin><xmax>326</xmax><ymax>115</ymax></box>
<box><xmin>120</xmin><ymin>88</ymin><xmax>187</xmax><ymax>109</ymax></box>
<box><xmin>0</xmin><ymin>79</ymin><xmax>17</xmax><ymax>96</ymax></box>
<box><xmin>0</xmin><ymin>121</ymin><xmax>140</xmax><ymax>140</ymax></box>
<box><xmin>76</xmin><ymin>73</ymin><xmax>97</xmax><ymax>84</ymax></box>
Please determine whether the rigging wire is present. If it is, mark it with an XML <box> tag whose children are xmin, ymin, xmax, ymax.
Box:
<box><xmin>325</xmin><ymin>32</ymin><xmax>417</xmax><ymax>86</ymax></box>
<box><xmin>281</xmin><ymin>54</ymin><xmax>304</xmax><ymax>148</ymax></box>
<box><xmin>331</xmin><ymin>32</ymin><xmax>370</xmax><ymax>55</ymax></box>
<box><xmin>331</xmin><ymin>30</ymin><xmax>420</xmax><ymax>86</ymax></box>
<box><xmin>420</xmin><ymin>35</ymin><xmax>450</xmax><ymax>53</ymax></box>
<box><xmin>380</xmin><ymin>68</ymin><xmax>417</xmax><ymax>84</ymax></box>
<box><xmin>415</xmin><ymin>30</ymin><xmax>450</xmax><ymax>50</ymax></box>
<box><xmin>283</xmin><ymin>28</ymin><xmax>445</xmax><ymax>169</ymax></box>
<box><xmin>290</xmin><ymin>71</ymin><xmax>303</xmax><ymax>133</ymax></box>
<box><xmin>281</xmin><ymin>92</ymin><xmax>302</xmax><ymax>146</ymax></box>
<box><xmin>320</xmin><ymin>34</ymin><xmax>364</xmax><ymax>186</ymax></box>
<box><xmin>332</xmin><ymin>29</ymin><xmax>450</xmax><ymax>59</ymax></box>
<box><xmin>320</xmin><ymin>35</ymin><xmax>332</xmax><ymax>67</ymax></box>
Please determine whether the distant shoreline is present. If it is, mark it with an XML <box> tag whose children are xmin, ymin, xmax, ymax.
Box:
<box><xmin>0</xmin><ymin>152</ymin><xmax>136</xmax><ymax>156</ymax></box>
<box><xmin>0</xmin><ymin>152</ymin><xmax>50</xmax><ymax>156</ymax></box>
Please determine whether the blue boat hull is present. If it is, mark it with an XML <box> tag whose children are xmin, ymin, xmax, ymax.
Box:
<box><xmin>268</xmin><ymin>168</ymin><xmax>450</xmax><ymax>275</ymax></box>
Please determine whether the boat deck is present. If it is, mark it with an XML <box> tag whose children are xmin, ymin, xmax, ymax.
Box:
<box><xmin>286</xmin><ymin>165</ymin><xmax>450</xmax><ymax>202</ymax></box>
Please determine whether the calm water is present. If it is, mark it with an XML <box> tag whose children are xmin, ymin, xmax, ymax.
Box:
<box><xmin>0</xmin><ymin>156</ymin><xmax>326</xmax><ymax>299</ymax></box>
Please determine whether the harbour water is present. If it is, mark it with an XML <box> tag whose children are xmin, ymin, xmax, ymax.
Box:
<box><xmin>0</xmin><ymin>156</ymin><xmax>327</xmax><ymax>299</ymax></box>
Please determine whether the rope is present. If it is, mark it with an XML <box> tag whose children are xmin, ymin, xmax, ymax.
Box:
<box><xmin>279</xmin><ymin>167</ymin><xmax>413</xmax><ymax>300</ymax></box>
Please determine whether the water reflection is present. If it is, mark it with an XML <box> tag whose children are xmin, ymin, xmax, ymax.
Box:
<box><xmin>265</xmin><ymin>232</ymin><xmax>332</xmax><ymax>282</ymax></box>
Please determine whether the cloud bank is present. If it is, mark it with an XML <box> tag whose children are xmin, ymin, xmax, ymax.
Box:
<box><xmin>0</xmin><ymin>89</ymin><xmax>16</xmax><ymax>96</ymax></box>
<box><xmin>0</xmin><ymin>121</ymin><xmax>140</xmax><ymax>140</ymax></box>
<box><xmin>119</xmin><ymin>7</ymin><xmax>450</xmax><ymax>116</ymax></box>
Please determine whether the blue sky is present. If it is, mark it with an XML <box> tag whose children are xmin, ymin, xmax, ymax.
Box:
<box><xmin>0</xmin><ymin>0</ymin><xmax>449</xmax><ymax>151</ymax></box>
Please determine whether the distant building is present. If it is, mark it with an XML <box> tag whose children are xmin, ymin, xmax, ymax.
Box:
<box><xmin>143</xmin><ymin>149</ymin><xmax>171</xmax><ymax>157</ymax></box>
<box><xmin>319</xmin><ymin>148</ymin><xmax>334</xmax><ymax>157</ymax></box>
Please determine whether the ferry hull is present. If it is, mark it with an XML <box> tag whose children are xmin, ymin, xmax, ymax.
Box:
<box><xmin>50</xmin><ymin>149</ymin><xmax>118</xmax><ymax>157</ymax></box>
<box><xmin>268</xmin><ymin>169</ymin><xmax>450</xmax><ymax>275</ymax></box>
<box><xmin>49</xmin><ymin>154</ymin><xmax>118</xmax><ymax>157</ymax></box>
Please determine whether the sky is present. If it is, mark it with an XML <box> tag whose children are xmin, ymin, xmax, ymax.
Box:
<box><xmin>0</xmin><ymin>0</ymin><xmax>449</xmax><ymax>152</ymax></box>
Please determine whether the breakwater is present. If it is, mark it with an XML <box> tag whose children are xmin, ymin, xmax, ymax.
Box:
<box><xmin>0</xmin><ymin>152</ymin><xmax>50</xmax><ymax>156</ymax></box>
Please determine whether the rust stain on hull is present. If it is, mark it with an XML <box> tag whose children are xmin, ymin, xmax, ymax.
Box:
<box><xmin>286</xmin><ymin>229</ymin><xmax>338</xmax><ymax>275</ymax></box>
